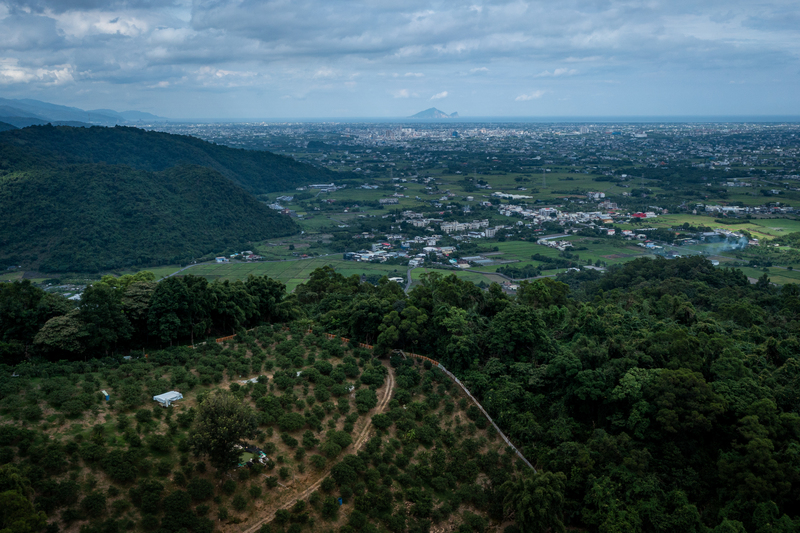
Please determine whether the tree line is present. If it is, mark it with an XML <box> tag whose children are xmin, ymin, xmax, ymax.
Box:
<box><xmin>0</xmin><ymin>272</ymin><xmax>290</xmax><ymax>362</ymax></box>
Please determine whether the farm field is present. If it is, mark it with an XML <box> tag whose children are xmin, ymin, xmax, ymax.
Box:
<box><xmin>181</xmin><ymin>258</ymin><xmax>408</xmax><ymax>291</ymax></box>
<box><xmin>752</xmin><ymin>218</ymin><xmax>800</xmax><ymax>236</ymax></box>
<box><xmin>618</xmin><ymin>214</ymin><xmax>800</xmax><ymax>241</ymax></box>
<box><xmin>736</xmin><ymin>265</ymin><xmax>800</xmax><ymax>285</ymax></box>
<box><xmin>0</xmin><ymin>270</ymin><xmax>24</xmax><ymax>282</ymax></box>
<box><xmin>467</xmin><ymin>238</ymin><xmax>652</xmax><ymax>275</ymax></box>
<box><xmin>124</xmin><ymin>264</ymin><xmax>185</xmax><ymax>280</ymax></box>
<box><xmin>409</xmin><ymin>266</ymin><xmax>507</xmax><ymax>288</ymax></box>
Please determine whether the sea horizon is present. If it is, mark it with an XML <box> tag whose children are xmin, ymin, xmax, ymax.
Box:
<box><xmin>159</xmin><ymin>115</ymin><xmax>800</xmax><ymax>124</ymax></box>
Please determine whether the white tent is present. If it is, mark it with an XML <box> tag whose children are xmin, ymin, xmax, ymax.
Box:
<box><xmin>153</xmin><ymin>391</ymin><xmax>183</xmax><ymax>407</ymax></box>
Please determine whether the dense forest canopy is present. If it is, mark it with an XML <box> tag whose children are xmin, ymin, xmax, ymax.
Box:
<box><xmin>0</xmin><ymin>124</ymin><xmax>357</xmax><ymax>272</ymax></box>
<box><xmin>2</xmin><ymin>256</ymin><xmax>800</xmax><ymax>532</ymax></box>
<box><xmin>0</xmin><ymin>162</ymin><xmax>296</xmax><ymax>273</ymax></box>
<box><xmin>0</xmin><ymin>125</ymin><xmax>349</xmax><ymax>194</ymax></box>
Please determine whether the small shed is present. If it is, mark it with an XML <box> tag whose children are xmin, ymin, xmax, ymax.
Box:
<box><xmin>153</xmin><ymin>391</ymin><xmax>183</xmax><ymax>407</ymax></box>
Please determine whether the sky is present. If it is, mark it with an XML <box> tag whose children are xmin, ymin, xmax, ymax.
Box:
<box><xmin>0</xmin><ymin>0</ymin><xmax>798</xmax><ymax>119</ymax></box>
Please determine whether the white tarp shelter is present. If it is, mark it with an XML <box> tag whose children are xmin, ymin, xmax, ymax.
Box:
<box><xmin>153</xmin><ymin>391</ymin><xmax>183</xmax><ymax>407</ymax></box>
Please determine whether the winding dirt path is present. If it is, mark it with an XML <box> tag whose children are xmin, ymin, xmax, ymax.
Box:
<box><xmin>239</xmin><ymin>363</ymin><xmax>395</xmax><ymax>533</ymax></box>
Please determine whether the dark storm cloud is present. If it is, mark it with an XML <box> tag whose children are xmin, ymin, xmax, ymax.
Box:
<box><xmin>0</xmin><ymin>0</ymin><xmax>797</xmax><ymax>116</ymax></box>
<box><xmin>4</xmin><ymin>0</ymin><xmax>173</xmax><ymax>14</ymax></box>
<box><xmin>183</xmin><ymin>0</ymin><xmax>798</xmax><ymax>70</ymax></box>
<box><xmin>0</xmin><ymin>12</ymin><xmax>64</xmax><ymax>51</ymax></box>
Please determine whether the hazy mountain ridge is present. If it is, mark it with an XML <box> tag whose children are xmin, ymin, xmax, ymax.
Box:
<box><xmin>0</xmin><ymin>98</ymin><xmax>167</xmax><ymax>126</ymax></box>
<box><xmin>0</xmin><ymin>124</ymin><xmax>348</xmax><ymax>194</ymax></box>
<box><xmin>410</xmin><ymin>107</ymin><xmax>459</xmax><ymax>119</ymax></box>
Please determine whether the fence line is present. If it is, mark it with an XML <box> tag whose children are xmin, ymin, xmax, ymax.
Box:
<box><xmin>314</xmin><ymin>330</ymin><xmax>535</xmax><ymax>472</ymax></box>
<box><xmin>209</xmin><ymin>326</ymin><xmax>536</xmax><ymax>472</ymax></box>
<box><xmin>398</xmin><ymin>351</ymin><xmax>536</xmax><ymax>472</ymax></box>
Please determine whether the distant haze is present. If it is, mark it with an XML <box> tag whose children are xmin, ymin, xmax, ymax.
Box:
<box><xmin>0</xmin><ymin>0</ymin><xmax>797</xmax><ymax>119</ymax></box>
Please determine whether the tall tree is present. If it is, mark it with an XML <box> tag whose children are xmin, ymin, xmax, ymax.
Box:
<box><xmin>189</xmin><ymin>391</ymin><xmax>258</xmax><ymax>472</ymax></box>
<box><xmin>501</xmin><ymin>470</ymin><xmax>567</xmax><ymax>533</ymax></box>
<box><xmin>183</xmin><ymin>275</ymin><xmax>211</xmax><ymax>346</ymax></box>
<box><xmin>207</xmin><ymin>280</ymin><xmax>256</xmax><ymax>334</ymax></box>
<box><xmin>78</xmin><ymin>283</ymin><xmax>132</xmax><ymax>354</ymax></box>
<box><xmin>121</xmin><ymin>281</ymin><xmax>157</xmax><ymax>341</ymax></box>
<box><xmin>244</xmin><ymin>274</ymin><xmax>285</xmax><ymax>323</ymax></box>
<box><xmin>0</xmin><ymin>465</ymin><xmax>47</xmax><ymax>533</ymax></box>
<box><xmin>148</xmin><ymin>277</ymin><xmax>191</xmax><ymax>345</ymax></box>
<box><xmin>0</xmin><ymin>280</ymin><xmax>72</xmax><ymax>361</ymax></box>
<box><xmin>33</xmin><ymin>310</ymin><xmax>86</xmax><ymax>355</ymax></box>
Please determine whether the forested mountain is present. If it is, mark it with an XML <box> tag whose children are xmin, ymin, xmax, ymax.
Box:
<box><xmin>0</xmin><ymin>98</ymin><xmax>167</xmax><ymax>125</ymax></box>
<box><xmin>0</xmin><ymin>123</ymin><xmax>359</xmax><ymax>272</ymax></box>
<box><xmin>0</xmin><ymin>124</ymin><xmax>347</xmax><ymax>193</ymax></box>
<box><xmin>0</xmin><ymin>121</ymin><xmax>16</xmax><ymax>132</ymax></box>
<box><xmin>0</xmin><ymin>162</ymin><xmax>296</xmax><ymax>272</ymax></box>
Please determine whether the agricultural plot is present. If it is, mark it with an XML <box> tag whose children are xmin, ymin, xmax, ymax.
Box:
<box><xmin>0</xmin><ymin>270</ymin><xmax>24</xmax><ymax>282</ymax></box>
<box><xmin>619</xmin><ymin>214</ymin><xmax>800</xmax><ymax>241</ymax></box>
<box><xmin>466</xmin><ymin>238</ymin><xmax>650</xmax><ymax>276</ymax></box>
<box><xmin>409</xmin><ymin>267</ymin><xmax>507</xmax><ymax>289</ymax></box>
<box><xmin>117</xmin><ymin>264</ymin><xmax>185</xmax><ymax>280</ymax></box>
<box><xmin>0</xmin><ymin>324</ymin><xmax>517</xmax><ymax>533</ymax></box>
<box><xmin>752</xmin><ymin>218</ymin><xmax>800</xmax><ymax>236</ymax></box>
<box><xmin>293</xmin><ymin>215</ymin><xmax>339</xmax><ymax>232</ymax></box>
<box><xmin>184</xmin><ymin>258</ymin><xmax>408</xmax><ymax>292</ymax></box>
<box><xmin>735</xmin><ymin>266</ymin><xmax>800</xmax><ymax>285</ymax></box>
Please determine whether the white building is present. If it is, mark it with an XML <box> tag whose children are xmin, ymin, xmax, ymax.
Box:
<box><xmin>153</xmin><ymin>391</ymin><xmax>183</xmax><ymax>407</ymax></box>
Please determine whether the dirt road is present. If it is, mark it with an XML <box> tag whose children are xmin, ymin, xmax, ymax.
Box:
<box><xmin>239</xmin><ymin>363</ymin><xmax>395</xmax><ymax>533</ymax></box>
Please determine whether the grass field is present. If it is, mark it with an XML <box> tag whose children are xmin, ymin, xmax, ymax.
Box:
<box><xmin>616</xmin><ymin>214</ymin><xmax>800</xmax><ymax>241</ymax></box>
<box><xmin>117</xmin><ymin>265</ymin><xmax>185</xmax><ymax>280</ymax></box>
<box><xmin>409</xmin><ymin>267</ymin><xmax>505</xmax><ymax>289</ymax></box>
<box><xmin>735</xmin><ymin>266</ymin><xmax>800</xmax><ymax>285</ymax></box>
<box><xmin>0</xmin><ymin>271</ymin><xmax>24</xmax><ymax>282</ymax></box>
<box><xmin>465</xmin><ymin>238</ymin><xmax>651</xmax><ymax>275</ymax></box>
<box><xmin>181</xmin><ymin>258</ymin><xmax>408</xmax><ymax>292</ymax></box>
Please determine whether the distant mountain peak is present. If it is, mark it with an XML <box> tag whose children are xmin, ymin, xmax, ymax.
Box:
<box><xmin>410</xmin><ymin>108</ymin><xmax>458</xmax><ymax>119</ymax></box>
<box><xmin>0</xmin><ymin>98</ymin><xmax>168</xmax><ymax>126</ymax></box>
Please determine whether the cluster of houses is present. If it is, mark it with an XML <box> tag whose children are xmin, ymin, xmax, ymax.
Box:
<box><xmin>295</xmin><ymin>183</ymin><xmax>342</xmax><ymax>193</ymax></box>
<box><xmin>215</xmin><ymin>251</ymin><xmax>262</xmax><ymax>263</ymax></box>
<box><xmin>441</xmin><ymin>219</ymin><xmax>491</xmax><ymax>234</ymax></box>
<box><xmin>343</xmin><ymin>249</ymin><xmax>407</xmax><ymax>263</ymax></box>
<box><xmin>537</xmin><ymin>239</ymin><xmax>574</xmax><ymax>251</ymax></box>
<box><xmin>344</xmin><ymin>239</ymin><xmax>475</xmax><ymax>269</ymax></box>
<box><xmin>399</xmin><ymin>211</ymin><xmax>504</xmax><ymax>239</ymax></box>
<box><xmin>702</xmin><ymin>204</ymin><xmax>796</xmax><ymax>215</ymax></box>
<box><xmin>496</xmin><ymin>204</ymin><xmax>659</xmax><ymax>226</ymax></box>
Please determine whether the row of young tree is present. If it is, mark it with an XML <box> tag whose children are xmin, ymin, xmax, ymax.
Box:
<box><xmin>0</xmin><ymin>317</ymin><xmax>526</xmax><ymax>533</ymax></box>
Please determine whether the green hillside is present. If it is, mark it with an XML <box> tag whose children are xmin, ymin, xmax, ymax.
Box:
<box><xmin>0</xmin><ymin>124</ymin><xmax>346</xmax><ymax>193</ymax></box>
<box><xmin>0</xmin><ymin>163</ymin><xmax>296</xmax><ymax>273</ymax></box>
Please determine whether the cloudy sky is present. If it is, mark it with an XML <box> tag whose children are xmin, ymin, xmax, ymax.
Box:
<box><xmin>0</xmin><ymin>0</ymin><xmax>798</xmax><ymax>118</ymax></box>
